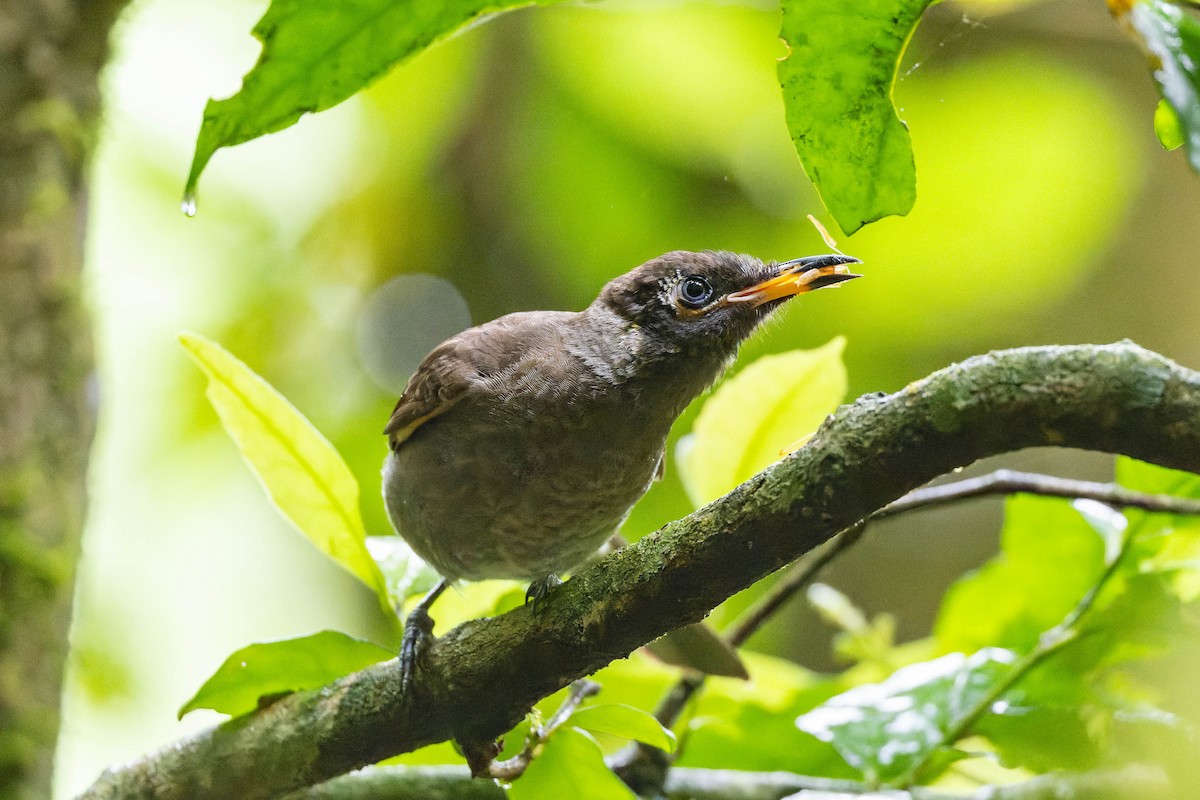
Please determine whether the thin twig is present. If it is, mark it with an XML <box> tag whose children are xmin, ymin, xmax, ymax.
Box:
<box><xmin>651</xmin><ymin>523</ymin><xmax>867</xmax><ymax>730</ymax></box>
<box><xmin>725</xmin><ymin>522</ymin><xmax>868</xmax><ymax>650</ymax></box>
<box><xmin>485</xmin><ymin>679</ymin><xmax>600</xmax><ymax>781</ymax></box>
<box><xmin>874</xmin><ymin>469</ymin><xmax>1200</xmax><ymax>520</ymax></box>
<box><xmin>78</xmin><ymin>343</ymin><xmax>1200</xmax><ymax>800</ymax></box>
<box><xmin>611</xmin><ymin>524</ymin><xmax>870</xmax><ymax>794</ymax></box>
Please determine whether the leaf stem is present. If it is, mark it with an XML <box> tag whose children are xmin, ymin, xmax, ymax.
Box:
<box><xmin>485</xmin><ymin>679</ymin><xmax>600</xmax><ymax>781</ymax></box>
<box><xmin>892</xmin><ymin>514</ymin><xmax>1138</xmax><ymax>786</ymax></box>
<box><xmin>611</xmin><ymin>524</ymin><xmax>868</xmax><ymax>793</ymax></box>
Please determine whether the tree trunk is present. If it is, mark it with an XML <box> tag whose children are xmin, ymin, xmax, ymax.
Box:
<box><xmin>0</xmin><ymin>1</ymin><xmax>129</xmax><ymax>796</ymax></box>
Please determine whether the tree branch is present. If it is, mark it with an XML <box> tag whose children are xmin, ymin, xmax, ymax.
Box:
<box><xmin>281</xmin><ymin>763</ymin><xmax>1170</xmax><ymax>800</ymax></box>
<box><xmin>876</xmin><ymin>468</ymin><xmax>1200</xmax><ymax>518</ymax></box>
<box><xmin>78</xmin><ymin>342</ymin><xmax>1200</xmax><ymax>800</ymax></box>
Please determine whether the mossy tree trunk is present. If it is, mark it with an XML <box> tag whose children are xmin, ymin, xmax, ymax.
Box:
<box><xmin>0</xmin><ymin>1</ymin><xmax>129</xmax><ymax>797</ymax></box>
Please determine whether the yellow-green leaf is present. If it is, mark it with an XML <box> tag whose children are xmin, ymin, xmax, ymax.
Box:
<box><xmin>1154</xmin><ymin>98</ymin><xmax>1185</xmax><ymax>151</ymax></box>
<box><xmin>179</xmin><ymin>332</ymin><xmax>390</xmax><ymax>611</ymax></box>
<box><xmin>569</xmin><ymin>703</ymin><xmax>677</xmax><ymax>752</ymax></box>
<box><xmin>678</xmin><ymin>338</ymin><xmax>848</xmax><ymax>507</ymax></box>
<box><xmin>178</xmin><ymin>630</ymin><xmax>393</xmax><ymax>720</ymax></box>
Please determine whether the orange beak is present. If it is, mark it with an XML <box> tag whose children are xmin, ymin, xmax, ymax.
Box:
<box><xmin>725</xmin><ymin>254</ymin><xmax>862</xmax><ymax>308</ymax></box>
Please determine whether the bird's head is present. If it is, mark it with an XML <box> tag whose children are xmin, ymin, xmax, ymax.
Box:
<box><xmin>595</xmin><ymin>250</ymin><xmax>861</xmax><ymax>355</ymax></box>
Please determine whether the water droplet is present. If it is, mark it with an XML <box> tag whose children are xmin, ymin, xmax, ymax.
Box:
<box><xmin>181</xmin><ymin>192</ymin><xmax>197</xmax><ymax>217</ymax></box>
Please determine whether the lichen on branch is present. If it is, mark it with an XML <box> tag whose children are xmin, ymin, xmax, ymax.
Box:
<box><xmin>78</xmin><ymin>342</ymin><xmax>1200</xmax><ymax>800</ymax></box>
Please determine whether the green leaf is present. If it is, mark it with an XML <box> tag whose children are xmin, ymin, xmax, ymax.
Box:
<box><xmin>178</xmin><ymin>630</ymin><xmax>393</xmax><ymax>719</ymax></box>
<box><xmin>569</xmin><ymin>704</ymin><xmax>677</xmax><ymax>752</ymax></box>
<box><xmin>1117</xmin><ymin>457</ymin><xmax>1200</xmax><ymax>600</ymax></box>
<box><xmin>777</xmin><ymin>0</ymin><xmax>934</xmax><ymax>233</ymax></box>
<box><xmin>418</xmin><ymin>579</ymin><xmax>527</xmax><ymax>635</ymax></box>
<box><xmin>1116</xmin><ymin>456</ymin><xmax>1200</xmax><ymax>504</ymax></box>
<box><xmin>184</xmin><ymin>0</ymin><xmax>561</xmax><ymax>201</ymax></box>
<box><xmin>808</xmin><ymin>583</ymin><xmax>897</xmax><ymax>668</ymax></box>
<box><xmin>677</xmin><ymin>338</ymin><xmax>847</xmax><ymax>507</ymax></box>
<box><xmin>179</xmin><ymin>333</ymin><xmax>391</xmax><ymax>614</ymax></box>
<box><xmin>508</xmin><ymin>727</ymin><xmax>636</xmax><ymax>800</ymax></box>
<box><xmin>934</xmin><ymin>495</ymin><xmax>1106</xmax><ymax>654</ymax></box>
<box><xmin>1154</xmin><ymin>98</ymin><xmax>1185</xmax><ymax>150</ymax></box>
<box><xmin>1122</xmin><ymin>0</ymin><xmax>1200</xmax><ymax>171</ymax></box>
<box><xmin>365</xmin><ymin>535</ymin><xmax>441</xmax><ymax>608</ymax></box>
<box><xmin>795</xmin><ymin>648</ymin><xmax>1017</xmax><ymax>784</ymax></box>
<box><xmin>586</xmin><ymin>649</ymin><xmax>852</xmax><ymax>776</ymax></box>
<box><xmin>1072</xmin><ymin>498</ymin><xmax>1129</xmax><ymax>566</ymax></box>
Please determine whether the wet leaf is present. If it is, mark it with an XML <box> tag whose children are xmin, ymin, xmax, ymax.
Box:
<box><xmin>185</xmin><ymin>0</ymin><xmax>564</xmax><ymax>201</ymax></box>
<box><xmin>777</xmin><ymin>0</ymin><xmax>935</xmax><ymax>232</ymax></box>
<box><xmin>1120</xmin><ymin>0</ymin><xmax>1200</xmax><ymax>171</ymax></box>
<box><xmin>796</xmin><ymin>648</ymin><xmax>1016</xmax><ymax>784</ymax></box>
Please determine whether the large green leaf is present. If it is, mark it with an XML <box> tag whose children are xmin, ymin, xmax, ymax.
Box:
<box><xmin>508</xmin><ymin>727</ymin><xmax>636</xmax><ymax>800</ymax></box>
<box><xmin>777</xmin><ymin>0</ymin><xmax>935</xmax><ymax>233</ymax></box>
<box><xmin>934</xmin><ymin>495</ymin><xmax>1106</xmax><ymax>654</ymax></box>
<box><xmin>1120</xmin><ymin>0</ymin><xmax>1200</xmax><ymax>172</ymax></box>
<box><xmin>1117</xmin><ymin>457</ymin><xmax>1200</xmax><ymax>599</ymax></box>
<box><xmin>179</xmin><ymin>333</ymin><xmax>390</xmax><ymax>613</ymax></box>
<box><xmin>796</xmin><ymin>648</ymin><xmax>1017</xmax><ymax>784</ymax></box>
<box><xmin>678</xmin><ymin>338</ymin><xmax>847</xmax><ymax>507</ymax></box>
<box><xmin>184</xmin><ymin>0</ymin><xmax>562</xmax><ymax>204</ymax></box>
<box><xmin>178</xmin><ymin>630</ymin><xmax>393</xmax><ymax>719</ymax></box>
<box><xmin>568</xmin><ymin>704</ymin><xmax>676</xmax><ymax>752</ymax></box>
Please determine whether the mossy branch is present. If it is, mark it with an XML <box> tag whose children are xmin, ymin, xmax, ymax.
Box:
<box><xmin>77</xmin><ymin>342</ymin><xmax>1200</xmax><ymax>800</ymax></box>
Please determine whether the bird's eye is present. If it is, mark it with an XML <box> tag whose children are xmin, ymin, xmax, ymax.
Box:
<box><xmin>677</xmin><ymin>275</ymin><xmax>714</xmax><ymax>309</ymax></box>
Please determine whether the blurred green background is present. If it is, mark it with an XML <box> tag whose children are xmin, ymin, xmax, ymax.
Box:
<box><xmin>56</xmin><ymin>0</ymin><xmax>1200</xmax><ymax>795</ymax></box>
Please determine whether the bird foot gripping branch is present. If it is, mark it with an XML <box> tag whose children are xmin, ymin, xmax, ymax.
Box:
<box><xmin>382</xmin><ymin>250</ymin><xmax>860</xmax><ymax>694</ymax></box>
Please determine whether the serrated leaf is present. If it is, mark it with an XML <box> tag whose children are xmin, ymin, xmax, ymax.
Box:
<box><xmin>569</xmin><ymin>704</ymin><xmax>677</xmax><ymax>752</ymax></box>
<box><xmin>795</xmin><ymin>648</ymin><xmax>1017</xmax><ymax>784</ymax></box>
<box><xmin>678</xmin><ymin>338</ymin><xmax>847</xmax><ymax>507</ymax></box>
<box><xmin>1121</xmin><ymin>0</ymin><xmax>1200</xmax><ymax>171</ymax></box>
<box><xmin>184</xmin><ymin>0</ymin><xmax>562</xmax><ymax>201</ymax></box>
<box><xmin>179</xmin><ymin>333</ymin><xmax>391</xmax><ymax>615</ymax></box>
<box><xmin>178</xmin><ymin>630</ymin><xmax>393</xmax><ymax>719</ymax></box>
<box><xmin>777</xmin><ymin>0</ymin><xmax>935</xmax><ymax>233</ymax></box>
<box><xmin>508</xmin><ymin>727</ymin><xmax>636</xmax><ymax>800</ymax></box>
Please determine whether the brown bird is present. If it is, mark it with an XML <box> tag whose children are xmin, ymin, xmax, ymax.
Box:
<box><xmin>383</xmin><ymin>250</ymin><xmax>861</xmax><ymax>686</ymax></box>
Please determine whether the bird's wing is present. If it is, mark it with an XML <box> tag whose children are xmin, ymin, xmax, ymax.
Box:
<box><xmin>383</xmin><ymin>336</ymin><xmax>475</xmax><ymax>450</ymax></box>
<box><xmin>384</xmin><ymin>312</ymin><xmax>563</xmax><ymax>450</ymax></box>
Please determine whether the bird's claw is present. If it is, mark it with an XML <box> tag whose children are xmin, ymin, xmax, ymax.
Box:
<box><xmin>525</xmin><ymin>573</ymin><xmax>563</xmax><ymax>605</ymax></box>
<box><xmin>399</xmin><ymin>604</ymin><xmax>436</xmax><ymax>694</ymax></box>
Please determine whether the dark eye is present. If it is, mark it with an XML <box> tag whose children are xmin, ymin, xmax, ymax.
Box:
<box><xmin>677</xmin><ymin>275</ymin><xmax>714</xmax><ymax>309</ymax></box>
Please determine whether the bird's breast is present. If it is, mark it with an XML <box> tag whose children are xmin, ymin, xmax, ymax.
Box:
<box><xmin>383</xmin><ymin>383</ymin><xmax>669</xmax><ymax>582</ymax></box>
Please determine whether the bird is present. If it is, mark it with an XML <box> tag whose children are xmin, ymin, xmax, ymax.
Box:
<box><xmin>382</xmin><ymin>249</ymin><xmax>861</xmax><ymax>688</ymax></box>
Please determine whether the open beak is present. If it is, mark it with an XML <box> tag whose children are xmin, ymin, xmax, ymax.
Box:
<box><xmin>725</xmin><ymin>254</ymin><xmax>862</xmax><ymax>308</ymax></box>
